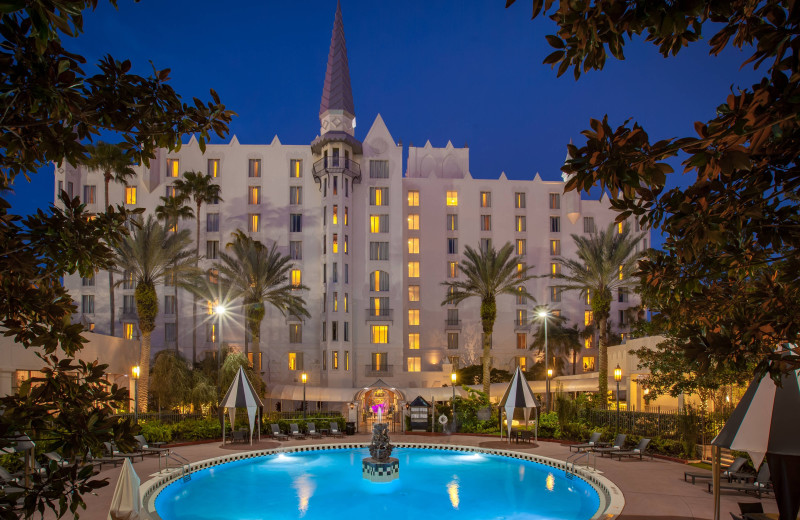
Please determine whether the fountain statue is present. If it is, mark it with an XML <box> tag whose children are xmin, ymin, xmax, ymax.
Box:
<box><xmin>362</xmin><ymin>423</ymin><xmax>399</xmax><ymax>482</ymax></box>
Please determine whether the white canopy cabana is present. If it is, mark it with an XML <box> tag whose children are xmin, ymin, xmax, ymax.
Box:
<box><xmin>220</xmin><ymin>367</ymin><xmax>263</xmax><ymax>445</ymax></box>
<box><xmin>108</xmin><ymin>458</ymin><xmax>140</xmax><ymax>520</ymax></box>
<box><xmin>498</xmin><ymin>367</ymin><xmax>540</xmax><ymax>443</ymax></box>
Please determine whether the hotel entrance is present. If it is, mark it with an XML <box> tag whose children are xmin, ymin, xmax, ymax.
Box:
<box><xmin>358</xmin><ymin>385</ymin><xmax>402</xmax><ymax>433</ymax></box>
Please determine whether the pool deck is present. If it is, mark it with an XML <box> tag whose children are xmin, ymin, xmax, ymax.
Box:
<box><xmin>63</xmin><ymin>432</ymin><xmax>778</xmax><ymax>520</ymax></box>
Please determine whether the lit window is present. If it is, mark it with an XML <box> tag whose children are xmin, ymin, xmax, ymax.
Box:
<box><xmin>516</xmin><ymin>239</ymin><xmax>526</xmax><ymax>255</ymax></box>
<box><xmin>344</xmin><ymin>235</ymin><xmax>348</xmax><ymax>254</ymax></box>
<box><xmin>125</xmin><ymin>186</ymin><xmax>137</xmax><ymax>205</ymax></box>
<box><xmin>584</xmin><ymin>310</ymin><xmax>594</xmax><ymax>326</ymax></box>
<box><xmin>332</xmin><ymin>234</ymin><xmax>338</xmax><ymax>253</ymax></box>
<box><xmin>516</xmin><ymin>333</ymin><xmax>527</xmax><ymax>350</ymax></box>
<box><xmin>447</xmin><ymin>261</ymin><xmax>458</xmax><ymax>278</ymax></box>
<box><xmin>516</xmin><ymin>216</ymin><xmax>526</xmax><ymax>232</ymax></box>
<box><xmin>344</xmin><ymin>207</ymin><xmax>349</xmax><ymax>226</ymax></box>
<box><xmin>619</xmin><ymin>264</ymin><xmax>624</xmax><ymax>280</ymax></box>
<box><xmin>206</xmin><ymin>299</ymin><xmax>218</xmax><ymax>315</ymax></box>
<box><xmin>332</xmin><ymin>351</ymin><xmax>339</xmax><ymax>369</ymax></box>
<box><xmin>370</xmin><ymin>214</ymin><xmax>388</xmax><ymax>233</ymax></box>
<box><xmin>516</xmin><ymin>262</ymin><xmax>525</xmax><ymax>279</ymax></box>
<box><xmin>166</xmin><ymin>158</ymin><xmax>179</xmax><ymax>178</ymax></box>
<box><xmin>446</xmin><ymin>214</ymin><xmax>458</xmax><ymax>231</ymax></box>
<box><xmin>290</xmin><ymin>159</ymin><xmax>302</xmax><ymax>178</ymax></box>
<box><xmin>515</xmin><ymin>192</ymin><xmax>526</xmax><ymax>209</ymax></box>
<box><xmin>344</xmin><ymin>293</ymin><xmax>348</xmax><ymax>312</ymax></box>
<box><xmin>583</xmin><ymin>356</ymin><xmax>596</xmax><ymax>372</ymax></box>
<box><xmin>333</xmin><ymin>292</ymin><xmax>338</xmax><ymax>312</ymax></box>
<box><xmin>208</xmin><ymin>159</ymin><xmax>220</xmax><ymax>178</ymax></box>
<box><xmin>83</xmin><ymin>185</ymin><xmax>96</xmax><ymax>204</ymax></box>
<box><xmin>516</xmin><ymin>286</ymin><xmax>527</xmax><ymax>305</ymax></box>
<box><xmin>480</xmin><ymin>191</ymin><xmax>491</xmax><ymax>208</ymax></box>
<box><xmin>407</xmin><ymin>357</ymin><xmax>421</xmax><ymax>372</ymax></box>
<box><xmin>408</xmin><ymin>333</ymin><xmax>420</xmax><ymax>350</ymax></box>
<box><xmin>550</xmin><ymin>262</ymin><xmax>560</xmax><ymax>277</ymax></box>
<box><xmin>123</xmin><ymin>323</ymin><xmax>134</xmax><ymax>340</ymax></box>
<box><xmin>549</xmin><ymin>193</ymin><xmax>560</xmax><ymax>209</ymax></box>
<box><xmin>371</xmin><ymin>326</ymin><xmax>389</xmax><ymax>344</ymax></box>
<box><xmin>618</xmin><ymin>222</ymin><xmax>624</xmax><ymax>234</ymax></box>
<box><xmin>249</xmin><ymin>186</ymin><xmax>261</xmax><ymax>205</ymax></box>
<box><xmin>585</xmin><ymin>337</ymin><xmax>593</xmax><ymax>349</ymax></box>
<box><xmin>407</xmin><ymin>214</ymin><xmax>420</xmax><ymax>230</ymax></box>
<box><xmin>516</xmin><ymin>309</ymin><xmax>527</xmax><ymax>326</ymax></box>
<box><xmin>249</xmin><ymin>214</ymin><xmax>260</xmax><ymax>232</ymax></box>
<box><xmin>480</xmin><ymin>215</ymin><xmax>491</xmax><ymax>231</ymax></box>
<box><xmin>446</xmin><ymin>191</ymin><xmax>458</xmax><ymax>206</ymax></box>
<box><xmin>289</xmin><ymin>324</ymin><xmax>302</xmax><ymax>343</ymax></box>
<box><xmin>291</xmin><ymin>269</ymin><xmax>302</xmax><ymax>288</ymax></box>
<box><xmin>550</xmin><ymin>216</ymin><xmax>561</xmax><ymax>233</ymax></box>
<box><xmin>344</xmin><ymin>350</ymin><xmax>350</xmax><ymax>370</ymax></box>
<box><xmin>370</xmin><ymin>187</ymin><xmax>388</xmax><ymax>206</ymax></box>
<box><xmin>288</xmin><ymin>352</ymin><xmax>300</xmax><ymax>371</ymax></box>
<box><xmin>408</xmin><ymin>309</ymin><xmax>420</xmax><ymax>326</ymax></box>
<box><xmin>447</xmin><ymin>333</ymin><xmax>459</xmax><ymax>350</ymax></box>
<box><xmin>370</xmin><ymin>270</ymin><xmax>389</xmax><ymax>291</ymax></box>
<box><xmin>408</xmin><ymin>238</ymin><xmax>420</xmax><ymax>254</ymax></box>
<box><xmin>332</xmin><ymin>205</ymin><xmax>338</xmax><ymax>225</ymax></box>
<box><xmin>550</xmin><ymin>239</ymin><xmax>561</xmax><ymax>256</ymax></box>
<box><xmin>550</xmin><ymin>287</ymin><xmax>561</xmax><ymax>302</ymax></box>
<box><xmin>249</xmin><ymin>159</ymin><xmax>261</xmax><ymax>178</ymax></box>
<box><xmin>407</xmin><ymin>190</ymin><xmax>419</xmax><ymax>206</ymax></box>
<box><xmin>408</xmin><ymin>261</ymin><xmax>420</xmax><ymax>278</ymax></box>
<box><xmin>408</xmin><ymin>285</ymin><xmax>420</xmax><ymax>302</ymax></box>
<box><xmin>290</xmin><ymin>186</ymin><xmax>302</xmax><ymax>205</ymax></box>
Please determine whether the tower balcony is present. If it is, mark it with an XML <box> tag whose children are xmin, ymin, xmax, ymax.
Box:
<box><xmin>312</xmin><ymin>156</ymin><xmax>361</xmax><ymax>186</ymax></box>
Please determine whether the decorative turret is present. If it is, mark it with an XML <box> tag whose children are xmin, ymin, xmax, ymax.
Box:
<box><xmin>319</xmin><ymin>0</ymin><xmax>356</xmax><ymax>137</ymax></box>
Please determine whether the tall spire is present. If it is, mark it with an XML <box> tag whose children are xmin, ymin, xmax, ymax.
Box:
<box><xmin>320</xmin><ymin>1</ymin><xmax>355</xmax><ymax>121</ymax></box>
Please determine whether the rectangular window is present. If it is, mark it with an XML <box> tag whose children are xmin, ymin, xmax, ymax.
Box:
<box><xmin>618</xmin><ymin>288</ymin><xmax>629</xmax><ymax>303</ymax></box>
<box><xmin>480</xmin><ymin>191</ymin><xmax>491</xmax><ymax>208</ymax></box>
<box><xmin>82</xmin><ymin>274</ymin><xmax>95</xmax><ymax>286</ymax></box>
<box><xmin>333</xmin><ymin>292</ymin><xmax>338</xmax><ymax>312</ymax></box>
<box><xmin>585</xmin><ymin>336</ymin><xmax>592</xmax><ymax>349</ymax></box>
<box><xmin>333</xmin><ymin>176</ymin><xmax>338</xmax><ymax>195</ymax></box>
<box><xmin>288</xmin><ymin>352</ymin><xmax>304</xmax><ymax>371</ymax></box>
<box><xmin>332</xmin><ymin>234</ymin><xmax>339</xmax><ymax>254</ymax></box>
<box><xmin>345</xmin><ymin>350</ymin><xmax>351</xmax><ymax>370</ymax></box>
<box><xmin>447</xmin><ymin>261</ymin><xmax>458</xmax><ymax>278</ymax></box>
<box><xmin>332</xmin><ymin>321</ymin><xmax>338</xmax><ymax>341</ymax></box>
<box><xmin>164</xmin><ymin>295</ymin><xmax>176</xmax><ymax>315</ymax></box>
<box><xmin>516</xmin><ymin>239</ymin><xmax>526</xmax><ymax>255</ymax></box>
<box><xmin>408</xmin><ymin>285</ymin><xmax>420</xmax><ymax>302</ymax></box>
<box><xmin>291</xmin><ymin>269</ymin><xmax>302</xmax><ymax>288</ymax></box>
<box><xmin>515</xmin><ymin>192</ymin><xmax>526</xmax><ymax>209</ymax></box>
<box><xmin>125</xmin><ymin>186</ymin><xmax>137</xmax><ymax>205</ymax></box>
<box><xmin>408</xmin><ymin>261</ymin><xmax>420</xmax><ymax>278</ymax></box>
<box><xmin>407</xmin><ymin>190</ymin><xmax>419</xmax><ymax>206</ymax></box>
<box><xmin>517</xmin><ymin>357</ymin><xmax>527</xmax><ymax>371</ymax></box>
<box><xmin>550</xmin><ymin>216</ymin><xmax>560</xmax><ymax>233</ymax></box>
<box><xmin>550</xmin><ymin>262</ymin><xmax>561</xmax><ymax>278</ymax></box>
<box><xmin>208</xmin><ymin>159</ymin><xmax>220</xmax><ymax>178</ymax></box>
<box><xmin>516</xmin><ymin>286</ymin><xmax>527</xmax><ymax>305</ymax></box>
<box><xmin>480</xmin><ymin>215</ymin><xmax>491</xmax><ymax>231</ymax></box>
<box><xmin>617</xmin><ymin>222</ymin><xmax>624</xmax><ymax>234</ymax></box>
<box><xmin>369</xmin><ymin>187</ymin><xmax>388</xmax><ymax>206</ymax></box>
<box><xmin>369</xmin><ymin>160</ymin><xmax>389</xmax><ymax>178</ymax></box>
<box><xmin>206</xmin><ymin>323</ymin><xmax>217</xmax><ymax>343</ymax></box>
<box><xmin>289</xmin><ymin>241</ymin><xmax>302</xmax><ymax>260</ymax></box>
<box><xmin>515</xmin><ymin>215</ymin><xmax>526</xmax><ymax>232</ymax></box>
<box><xmin>370</xmin><ymin>214</ymin><xmax>389</xmax><ymax>233</ymax></box>
<box><xmin>447</xmin><ymin>238</ymin><xmax>458</xmax><ymax>255</ymax></box>
<box><xmin>332</xmin><ymin>205</ymin><xmax>338</xmax><ymax>225</ymax></box>
<box><xmin>516</xmin><ymin>333</ymin><xmax>527</xmax><ymax>350</ymax></box>
<box><xmin>167</xmin><ymin>158</ymin><xmax>180</xmax><ymax>178</ymax></box>
<box><xmin>332</xmin><ymin>351</ymin><xmax>339</xmax><ymax>369</ymax></box>
<box><xmin>345</xmin><ymin>178</ymin><xmax>349</xmax><ymax>197</ymax></box>
<box><xmin>344</xmin><ymin>235</ymin><xmax>348</xmax><ymax>254</ymax></box>
<box><xmin>371</xmin><ymin>326</ymin><xmax>389</xmax><ymax>344</ymax></box>
<box><xmin>619</xmin><ymin>309</ymin><xmax>627</xmax><ymax>325</ymax></box>
<box><xmin>248</xmin><ymin>159</ymin><xmax>261</xmax><ymax>178</ymax></box>
<box><xmin>207</xmin><ymin>213</ymin><xmax>219</xmax><ymax>232</ymax></box>
<box><xmin>323</xmin><ymin>206</ymin><xmax>327</xmax><ymax>227</ymax></box>
<box><xmin>248</xmin><ymin>214</ymin><xmax>260</xmax><ymax>232</ymax></box>
<box><xmin>124</xmin><ymin>323</ymin><xmax>134</xmax><ymax>340</ymax></box>
<box><xmin>584</xmin><ymin>216</ymin><xmax>595</xmax><ymax>233</ymax></box>
<box><xmin>344</xmin><ymin>207</ymin><xmax>349</xmax><ymax>226</ymax></box>
<box><xmin>81</xmin><ymin>295</ymin><xmax>94</xmax><ymax>314</ymax></box>
<box><xmin>446</xmin><ymin>214</ymin><xmax>458</xmax><ymax>231</ymax></box>
<box><xmin>83</xmin><ymin>185</ymin><xmax>96</xmax><ymax>204</ymax></box>
<box><xmin>583</xmin><ymin>357</ymin><xmax>596</xmax><ymax>372</ymax></box>
<box><xmin>407</xmin><ymin>238</ymin><xmax>420</xmax><ymax>254</ymax></box>
<box><xmin>165</xmin><ymin>185</ymin><xmax>177</xmax><ymax>198</ymax></box>
<box><xmin>480</xmin><ymin>238</ymin><xmax>492</xmax><ymax>253</ymax></box>
<box><xmin>407</xmin><ymin>214</ymin><xmax>420</xmax><ymax>231</ymax></box>
<box><xmin>550</xmin><ymin>286</ymin><xmax>561</xmax><ymax>302</ymax></box>
<box><xmin>332</xmin><ymin>262</ymin><xmax>338</xmax><ymax>283</ymax></box>
<box><xmin>550</xmin><ymin>239</ymin><xmax>561</xmax><ymax>256</ymax></box>
<box><xmin>122</xmin><ymin>271</ymin><xmax>135</xmax><ymax>290</ymax></box>
<box><xmin>408</xmin><ymin>333</ymin><xmax>420</xmax><ymax>350</ymax></box>
<box><xmin>447</xmin><ymin>332</ymin><xmax>459</xmax><ymax>350</ymax></box>
<box><xmin>290</xmin><ymin>186</ymin><xmax>302</xmax><ymax>205</ymax></box>
<box><xmin>408</xmin><ymin>309</ymin><xmax>420</xmax><ymax>326</ymax></box>
<box><xmin>370</xmin><ymin>271</ymin><xmax>389</xmax><ymax>292</ymax></box>
<box><xmin>344</xmin><ymin>322</ymin><xmax>350</xmax><ymax>341</ymax></box>
<box><xmin>516</xmin><ymin>309</ymin><xmax>528</xmax><ymax>327</ymax></box>
<box><xmin>207</xmin><ymin>240</ymin><xmax>219</xmax><ymax>259</ymax></box>
<box><xmin>407</xmin><ymin>357</ymin><xmax>421</xmax><ymax>372</ymax></box>
<box><xmin>446</xmin><ymin>191</ymin><xmax>458</xmax><ymax>206</ymax></box>
<box><xmin>290</xmin><ymin>159</ymin><xmax>302</xmax><ymax>178</ymax></box>
<box><xmin>372</xmin><ymin>352</ymin><xmax>388</xmax><ymax>371</ymax></box>
<box><xmin>67</xmin><ymin>181</ymin><xmax>73</xmax><ymax>198</ymax></box>
<box><xmin>249</xmin><ymin>186</ymin><xmax>261</xmax><ymax>205</ymax></box>
<box><xmin>550</xmin><ymin>193</ymin><xmax>560</xmax><ymax>209</ymax></box>
<box><xmin>344</xmin><ymin>264</ymin><xmax>348</xmax><ymax>284</ymax></box>
<box><xmin>290</xmin><ymin>214</ymin><xmax>302</xmax><ymax>232</ymax></box>
<box><xmin>584</xmin><ymin>310</ymin><xmax>594</xmax><ymax>326</ymax></box>
<box><xmin>165</xmin><ymin>323</ymin><xmax>176</xmax><ymax>343</ymax></box>
<box><xmin>369</xmin><ymin>242</ymin><xmax>389</xmax><ymax>260</ymax></box>
<box><xmin>344</xmin><ymin>293</ymin><xmax>349</xmax><ymax>312</ymax></box>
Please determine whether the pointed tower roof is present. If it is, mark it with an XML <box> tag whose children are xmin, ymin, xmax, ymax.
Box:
<box><xmin>320</xmin><ymin>1</ymin><xmax>355</xmax><ymax>118</ymax></box>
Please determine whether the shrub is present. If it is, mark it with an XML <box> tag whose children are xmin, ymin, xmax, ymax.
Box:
<box><xmin>140</xmin><ymin>421</ymin><xmax>173</xmax><ymax>443</ymax></box>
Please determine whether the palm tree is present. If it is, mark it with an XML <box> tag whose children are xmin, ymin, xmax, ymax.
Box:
<box><xmin>112</xmin><ymin>215</ymin><xmax>197</xmax><ymax>411</ymax></box>
<box><xmin>215</xmin><ymin>231</ymin><xmax>310</xmax><ymax>376</ymax></box>
<box><xmin>441</xmin><ymin>242</ymin><xmax>535</xmax><ymax>398</ymax></box>
<box><xmin>174</xmin><ymin>171</ymin><xmax>223</xmax><ymax>365</ymax></box>
<box><xmin>554</xmin><ymin>222</ymin><xmax>643</xmax><ymax>401</ymax></box>
<box><xmin>529</xmin><ymin>308</ymin><xmax>582</xmax><ymax>375</ymax></box>
<box><xmin>155</xmin><ymin>195</ymin><xmax>195</xmax><ymax>353</ymax></box>
<box><xmin>83</xmin><ymin>142</ymin><xmax>136</xmax><ymax>337</ymax></box>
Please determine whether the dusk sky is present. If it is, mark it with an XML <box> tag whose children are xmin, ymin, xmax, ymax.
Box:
<box><xmin>8</xmin><ymin>1</ymin><xmax>763</xmax><ymax>248</ymax></box>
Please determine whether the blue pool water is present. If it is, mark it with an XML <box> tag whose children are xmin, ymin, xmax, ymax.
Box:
<box><xmin>154</xmin><ymin>448</ymin><xmax>601</xmax><ymax>520</ymax></box>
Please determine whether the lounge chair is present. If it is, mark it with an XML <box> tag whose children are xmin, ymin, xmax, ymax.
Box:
<box><xmin>289</xmin><ymin>423</ymin><xmax>306</xmax><ymax>440</ymax></box>
<box><xmin>593</xmin><ymin>434</ymin><xmax>627</xmax><ymax>457</ymax></box>
<box><xmin>329</xmin><ymin>422</ymin><xmax>344</xmax><ymax>438</ymax></box>
<box><xmin>737</xmin><ymin>502</ymin><xmax>763</xmax><ymax>515</ymax></box>
<box><xmin>611</xmin><ymin>438</ymin><xmax>651</xmax><ymax>460</ymax></box>
<box><xmin>43</xmin><ymin>452</ymin><xmax>69</xmax><ymax>467</ymax></box>
<box><xmin>569</xmin><ymin>432</ymin><xmax>603</xmax><ymax>452</ymax></box>
<box><xmin>270</xmin><ymin>424</ymin><xmax>288</xmax><ymax>441</ymax></box>
<box><xmin>134</xmin><ymin>435</ymin><xmax>170</xmax><ymax>456</ymax></box>
<box><xmin>0</xmin><ymin>466</ymin><xmax>22</xmax><ymax>485</ymax></box>
<box><xmin>306</xmin><ymin>423</ymin><xmax>323</xmax><ymax>439</ymax></box>
<box><xmin>685</xmin><ymin>457</ymin><xmax>747</xmax><ymax>484</ymax></box>
<box><xmin>104</xmin><ymin>442</ymin><xmax>146</xmax><ymax>462</ymax></box>
<box><xmin>707</xmin><ymin>463</ymin><xmax>772</xmax><ymax>498</ymax></box>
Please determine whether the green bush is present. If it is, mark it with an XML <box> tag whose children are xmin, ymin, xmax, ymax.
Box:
<box><xmin>140</xmin><ymin>421</ymin><xmax>174</xmax><ymax>443</ymax></box>
<box><xmin>172</xmin><ymin>418</ymin><xmax>222</xmax><ymax>441</ymax></box>
<box><xmin>537</xmin><ymin>412</ymin><xmax>560</xmax><ymax>439</ymax></box>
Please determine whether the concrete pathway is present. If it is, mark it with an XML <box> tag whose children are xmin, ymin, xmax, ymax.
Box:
<box><xmin>62</xmin><ymin>433</ymin><xmax>778</xmax><ymax>520</ymax></box>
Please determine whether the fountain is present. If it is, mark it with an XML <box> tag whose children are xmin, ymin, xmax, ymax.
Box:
<box><xmin>362</xmin><ymin>422</ymin><xmax>399</xmax><ymax>483</ymax></box>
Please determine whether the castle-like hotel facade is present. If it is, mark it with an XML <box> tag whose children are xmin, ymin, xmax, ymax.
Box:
<box><xmin>55</xmin><ymin>4</ymin><xmax>646</xmax><ymax>396</ymax></box>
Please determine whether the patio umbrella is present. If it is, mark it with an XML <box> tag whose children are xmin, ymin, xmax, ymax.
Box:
<box><xmin>498</xmin><ymin>367</ymin><xmax>540</xmax><ymax>443</ymax></box>
<box><xmin>711</xmin><ymin>364</ymin><xmax>800</xmax><ymax>520</ymax></box>
<box><xmin>107</xmin><ymin>458</ymin><xmax>140</xmax><ymax>520</ymax></box>
<box><xmin>219</xmin><ymin>366</ymin><xmax>264</xmax><ymax>445</ymax></box>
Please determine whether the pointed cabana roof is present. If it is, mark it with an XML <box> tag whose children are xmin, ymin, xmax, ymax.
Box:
<box><xmin>319</xmin><ymin>0</ymin><xmax>354</xmax><ymax>119</ymax></box>
<box><xmin>219</xmin><ymin>366</ymin><xmax>263</xmax><ymax>445</ymax></box>
<box><xmin>498</xmin><ymin>367</ymin><xmax>540</xmax><ymax>443</ymax></box>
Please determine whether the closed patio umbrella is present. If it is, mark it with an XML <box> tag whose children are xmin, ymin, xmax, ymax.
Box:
<box><xmin>108</xmin><ymin>458</ymin><xmax>140</xmax><ymax>520</ymax></box>
<box><xmin>219</xmin><ymin>366</ymin><xmax>264</xmax><ymax>445</ymax></box>
<box><xmin>498</xmin><ymin>367</ymin><xmax>540</xmax><ymax>443</ymax></box>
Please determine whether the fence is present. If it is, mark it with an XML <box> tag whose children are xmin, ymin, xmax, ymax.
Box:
<box><xmin>115</xmin><ymin>411</ymin><xmax>344</xmax><ymax>424</ymax></box>
<box><xmin>580</xmin><ymin>408</ymin><xmax>731</xmax><ymax>442</ymax></box>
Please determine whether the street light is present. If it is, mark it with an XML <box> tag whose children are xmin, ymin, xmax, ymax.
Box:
<box><xmin>301</xmin><ymin>372</ymin><xmax>308</xmax><ymax>419</ymax></box>
<box><xmin>614</xmin><ymin>364</ymin><xmax>623</xmax><ymax>434</ymax></box>
<box><xmin>451</xmin><ymin>372</ymin><xmax>457</xmax><ymax>431</ymax></box>
<box><xmin>537</xmin><ymin>310</ymin><xmax>550</xmax><ymax>412</ymax></box>
<box><xmin>131</xmin><ymin>365</ymin><xmax>140</xmax><ymax>424</ymax></box>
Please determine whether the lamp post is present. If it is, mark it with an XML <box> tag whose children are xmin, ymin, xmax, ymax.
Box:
<box><xmin>215</xmin><ymin>304</ymin><xmax>226</xmax><ymax>392</ymax></box>
<box><xmin>450</xmin><ymin>372</ymin><xmax>457</xmax><ymax>430</ymax></box>
<box><xmin>537</xmin><ymin>310</ymin><xmax>549</xmax><ymax>412</ymax></box>
<box><xmin>614</xmin><ymin>364</ymin><xmax>622</xmax><ymax>434</ymax></box>
<box><xmin>131</xmin><ymin>365</ymin><xmax>140</xmax><ymax>424</ymax></box>
<box><xmin>301</xmin><ymin>372</ymin><xmax>308</xmax><ymax>419</ymax></box>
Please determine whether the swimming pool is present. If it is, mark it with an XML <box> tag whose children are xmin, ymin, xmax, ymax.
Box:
<box><xmin>148</xmin><ymin>444</ymin><xmax>617</xmax><ymax>520</ymax></box>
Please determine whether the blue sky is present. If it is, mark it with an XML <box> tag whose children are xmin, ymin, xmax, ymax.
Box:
<box><xmin>7</xmin><ymin>1</ymin><xmax>763</xmax><ymax>248</ymax></box>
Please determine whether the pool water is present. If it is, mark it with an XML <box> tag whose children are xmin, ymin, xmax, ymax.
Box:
<box><xmin>154</xmin><ymin>448</ymin><xmax>601</xmax><ymax>520</ymax></box>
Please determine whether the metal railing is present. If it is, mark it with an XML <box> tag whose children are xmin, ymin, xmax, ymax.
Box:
<box><xmin>365</xmin><ymin>308</ymin><xmax>393</xmax><ymax>322</ymax></box>
<box><xmin>312</xmin><ymin>157</ymin><xmax>362</xmax><ymax>185</ymax></box>
<box><xmin>580</xmin><ymin>408</ymin><xmax>732</xmax><ymax>442</ymax></box>
<box><xmin>444</xmin><ymin>319</ymin><xmax>462</xmax><ymax>330</ymax></box>
<box><xmin>514</xmin><ymin>320</ymin><xmax>531</xmax><ymax>331</ymax></box>
<box><xmin>364</xmin><ymin>365</ymin><xmax>394</xmax><ymax>377</ymax></box>
<box><xmin>115</xmin><ymin>412</ymin><xmax>207</xmax><ymax>424</ymax></box>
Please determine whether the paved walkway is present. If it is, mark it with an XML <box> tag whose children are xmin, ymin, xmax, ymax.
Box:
<box><xmin>68</xmin><ymin>433</ymin><xmax>778</xmax><ymax>520</ymax></box>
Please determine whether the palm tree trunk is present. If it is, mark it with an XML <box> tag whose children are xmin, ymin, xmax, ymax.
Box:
<box><xmin>174</xmin><ymin>262</ymin><xmax>180</xmax><ymax>354</ymax></box>
<box><xmin>482</xmin><ymin>330</ymin><xmax>492</xmax><ymax>398</ymax></box>
<box><xmin>192</xmin><ymin>206</ymin><xmax>200</xmax><ymax>365</ymax></box>
<box><xmin>572</xmin><ymin>349</ymin><xmax>577</xmax><ymax>376</ymax></box>
<box><xmin>598</xmin><ymin>316</ymin><xmax>609</xmax><ymax>407</ymax></box>
<box><xmin>104</xmin><ymin>176</ymin><xmax>115</xmax><ymax>337</ymax></box>
<box><xmin>138</xmin><ymin>331</ymin><xmax>151</xmax><ymax>412</ymax></box>
<box><xmin>251</xmin><ymin>327</ymin><xmax>261</xmax><ymax>375</ymax></box>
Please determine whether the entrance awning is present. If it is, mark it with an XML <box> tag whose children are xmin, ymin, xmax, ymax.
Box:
<box><xmin>266</xmin><ymin>384</ymin><xmax>357</xmax><ymax>403</ymax></box>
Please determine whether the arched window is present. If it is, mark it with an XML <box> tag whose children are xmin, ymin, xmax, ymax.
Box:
<box><xmin>370</xmin><ymin>270</ymin><xmax>389</xmax><ymax>292</ymax></box>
